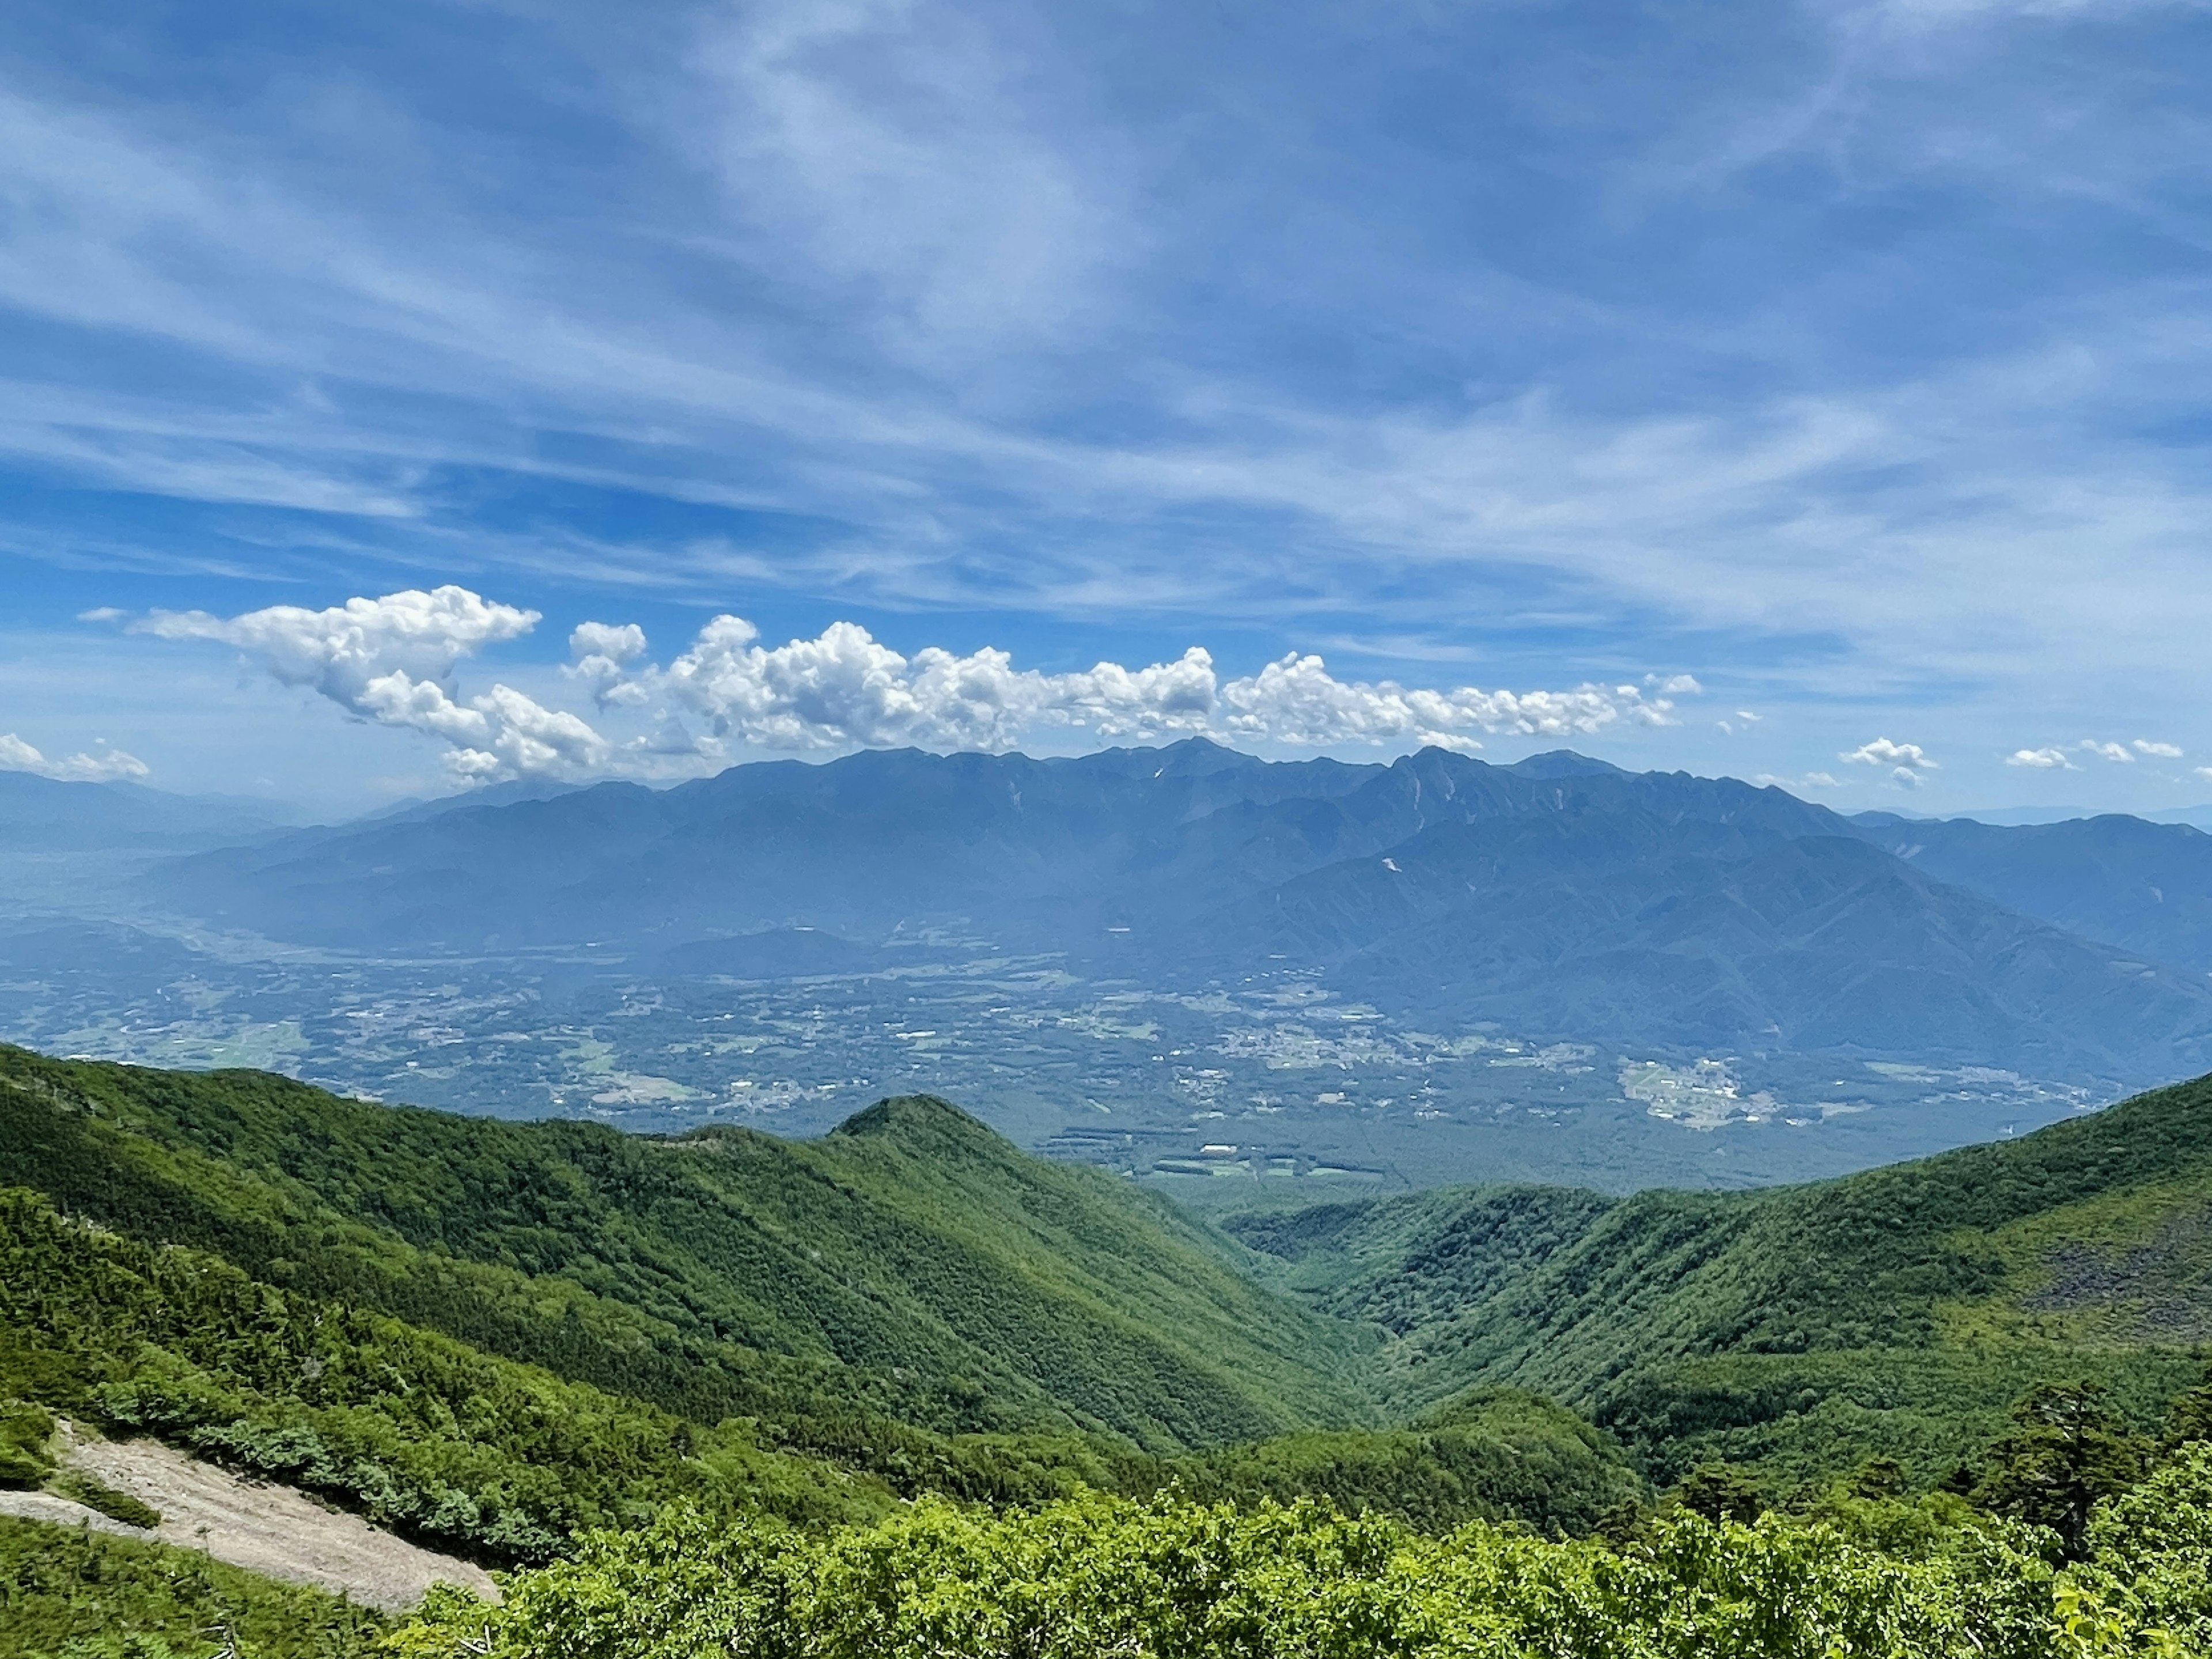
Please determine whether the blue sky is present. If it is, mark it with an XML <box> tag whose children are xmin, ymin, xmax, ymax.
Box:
<box><xmin>2</xmin><ymin>0</ymin><xmax>2210</xmax><ymax>815</ymax></box>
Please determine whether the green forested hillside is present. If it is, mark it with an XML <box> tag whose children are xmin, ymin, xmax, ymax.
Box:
<box><xmin>1230</xmin><ymin>1074</ymin><xmax>2212</xmax><ymax>1487</ymax></box>
<box><xmin>0</xmin><ymin>1045</ymin><xmax>1366</xmax><ymax>1452</ymax></box>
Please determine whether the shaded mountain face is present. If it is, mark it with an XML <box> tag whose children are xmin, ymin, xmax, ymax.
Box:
<box><xmin>142</xmin><ymin>743</ymin><xmax>1836</xmax><ymax>953</ymax></box>
<box><xmin>1181</xmin><ymin>821</ymin><xmax>2212</xmax><ymax>1079</ymax></box>
<box><xmin>1851</xmin><ymin>814</ymin><xmax>2212</xmax><ymax>976</ymax></box>
<box><xmin>137</xmin><ymin>741</ymin><xmax>2212</xmax><ymax>1086</ymax></box>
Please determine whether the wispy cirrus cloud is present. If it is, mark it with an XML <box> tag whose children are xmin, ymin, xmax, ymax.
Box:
<box><xmin>5</xmin><ymin>0</ymin><xmax>2212</xmax><ymax>806</ymax></box>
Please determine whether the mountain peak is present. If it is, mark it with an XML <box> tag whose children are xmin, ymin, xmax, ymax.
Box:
<box><xmin>829</xmin><ymin>1093</ymin><xmax>1005</xmax><ymax>1154</ymax></box>
<box><xmin>1502</xmin><ymin>751</ymin><xmax>1629</xmax><ymax>780</ymax></box>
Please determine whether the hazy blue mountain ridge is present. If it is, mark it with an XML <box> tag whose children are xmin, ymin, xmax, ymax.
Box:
<box><xmin>1855</xmin><ymin>813</ymin><xmax>2212</xmax><ymax>976</ymax></box>
<box><xmin>0</xmin><ymin>770</ymin><xmax>297</xmax><ymax>853</ymax></box>
<box><xmin>127</xmin><ymin>741</ymin><xmax>2212</xmax><ymax>1087</ymax></box>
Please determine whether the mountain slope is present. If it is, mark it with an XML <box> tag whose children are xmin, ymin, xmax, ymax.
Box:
<box><xmin>1198</xmin><ymin>825</ymin><xmax>2212</xmax><ymax>1077</ymax></box>
<box><xmin>1230</xmin><ymin>1071</ymin><xmax>2212</xmax><ymax>1483</ymax></box>
<box><xmin>1853</xmin><ymin>813</ymin><xmax>2212</xmax><ymax>975</ymax></box>
<box><xmin>0</xmin><ymin>1046</ymin><xmax>1369</xmax><ymax>1451</ymax></box>
<box><xmin>135</xmin><ymin>743</ymin><xmax>2212</xmax><ymax>1088</ymax></box>
<box><xmin>139</xmin><ymin>744</ymin><xmax>1835</xmax><ymax>955</ymax></box>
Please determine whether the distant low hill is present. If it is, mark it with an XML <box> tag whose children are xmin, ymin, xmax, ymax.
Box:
<box><xmin>1229</xmin><ymin>1070</ymin><xmax>2212</xmax><ymax>1487</ymax></box>
<box><xmin>138</xmin><ymin>741</ymin><xmax>2212</xmax><ymax>1086</ymax></box>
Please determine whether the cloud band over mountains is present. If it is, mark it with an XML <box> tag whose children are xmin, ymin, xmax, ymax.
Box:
<box><xmin>132</xmin><ymin>587</ymin><xmax>1699</xmax><ymax>784</ymax></box>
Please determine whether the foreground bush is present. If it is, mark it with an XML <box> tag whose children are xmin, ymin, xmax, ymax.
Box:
<box><xmin>388</xmin><ymin>1484</ymin><xmax>2197</xmax><ymax>1659</ymax></box>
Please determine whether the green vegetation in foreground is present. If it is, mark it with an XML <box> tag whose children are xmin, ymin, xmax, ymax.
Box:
<box><xmin>1229</xmin><ymin>1072</ymin><xmax>2212</xmax><ymax>1488</ymax></box>
<box><xmin>392</xmin><ymin>1444</ymin><xmax>2212</xmax><ymax>1658</ymax></box>
<box><xmin>0</xmin><ymin>1047</ymin><xmax>1639</xmax><ymax>1567</ymax></box>
<box><xmin>0</xmin><ymin>1513</ymin><xmax>385</xmax><ymax>1658</ymax></box>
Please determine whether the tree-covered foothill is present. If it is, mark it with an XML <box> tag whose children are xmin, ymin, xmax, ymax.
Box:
<box><xmin>0</xmin><ymin>1046</ymin><xmax>1365</xmax><ymax>1453</ymax></box>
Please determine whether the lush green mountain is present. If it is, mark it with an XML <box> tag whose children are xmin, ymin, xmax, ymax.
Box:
<box><xmin>0</xmin><ymin>1047</ymin><xmax>1657</xmax><ymax>1585</ymax></box>
<box><xmin>14</xmin><ymin>1050</ymin><xmax>2212</xmax><ymax>1654</ymax></box>
<box><xmin>1229</xmin><ymin>1071</ymin><xmax>2212</xmax><ymax>1489</ymax></box>
<box><xmin>0</xmin><ymin>1046</ymin><xmax>1366</xmax><ymax>1453</ymax></box>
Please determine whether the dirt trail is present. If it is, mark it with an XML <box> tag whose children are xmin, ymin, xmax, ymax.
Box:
<box><xmin>0</xmin><ymin>1430</ymin><xmax>500</xmax><ymax>1613</ymax></box>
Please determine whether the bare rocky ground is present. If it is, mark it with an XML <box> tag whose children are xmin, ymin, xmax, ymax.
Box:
<box><xmin>0</xmin><ymin>1426</ymin><xmax>500</xmax><ymax>1613</ymax></box>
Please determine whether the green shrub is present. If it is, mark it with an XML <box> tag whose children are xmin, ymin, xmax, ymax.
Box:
<box><xmin>0</xmin><ymin>1398</ymin><xmax>54</xmax><ymax>1488</ymax></box>
<box><xmin>0</xmin><ymin>1514</ymin><xmax>383</xmax><ymax>1657</ymax></box>
<box><xmin>388</xmin><ymin>1487</ymin><xmax>2167</xmax><ymax>1659</ymax></box>
<box><xmin>52</xmin><ymin>1467</ymin><xmax>163</xmax><ymax>1531</ymax></box>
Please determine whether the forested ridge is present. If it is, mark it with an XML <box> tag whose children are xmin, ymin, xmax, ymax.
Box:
<box><xmin>9</xmin><ymin>1046</ymin><xmax>2212</xmax><ymax>1656</ymax></box>
<box><xmin>1230</xmin><ymin>1071</ymin><xmax>2212</xmax><ymax>1484</ymax></box>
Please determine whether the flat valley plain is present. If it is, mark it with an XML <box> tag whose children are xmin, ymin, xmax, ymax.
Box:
<box><xmin>0</xmin><ymin>906</ymin><xmax>2100</xmax><ymax>1202</ymax></box>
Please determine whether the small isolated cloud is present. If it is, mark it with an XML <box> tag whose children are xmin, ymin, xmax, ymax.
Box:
<box><xmin>2134</xmin><ymin>739</ymin><xmax>2184</xmax><ymax>758</ymax></box>
<box><xmin>2078</xmin><ymin>740</ymin><xmax>2134</xmax><ymax>764</ymax></box>
<box><xmin>2007</xmin><ymin>747</ymin><xmax>2076</xmax><ymax>770</ymax></box>
<box><xmin>0</xmin><ymin>733</ymin><xmax>149</xmax><ymax>782</ymax></box>
<box><xmin>135</xmin><ymin>584</ymin><xmax>1707</xmax><ymax>785</ymax></box>
<box><xmin>1841</xmin><ymin>737</ymin><xmax>1938</xmax><ymax>787</ymax></box>
<box><xmin>1756</xmin><ymin>771</ymin><xmax>1840</xmax><ymax>792</ymax></box>
<box><xmin>75</xmin><ymin>607</ymin><xmax>124</xmax><ymax>623</ymax></box>
<box><xmin>1717</xmin><ymin>709</ymin><xmax>1760</xmax><ymax>736</ymax></box>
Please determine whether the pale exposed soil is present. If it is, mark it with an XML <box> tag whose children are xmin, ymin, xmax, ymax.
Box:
<box><xmin>0</xmin><ymin>1427</ymin><xmax>499</xmax><ymax>1613</ymax></box>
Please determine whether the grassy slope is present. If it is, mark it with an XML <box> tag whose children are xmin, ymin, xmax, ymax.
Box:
<box><xmin>0</xmin><ymin>1046</ymin><xmax>1369</xmax><ymax>1453</ymax></box>
<box><xmin>1230</xmin><ymin>1073</ymin><xmax>2212</xmax><ymax>1488</ymax></box>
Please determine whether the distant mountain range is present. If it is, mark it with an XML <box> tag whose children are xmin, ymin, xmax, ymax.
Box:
<box><xmin>0</xmin><ymin>769</ymin><xmax>298</xmax><ymax>853</ymax></box>
<box><xmin>116</xmin><ymin>741</ymin><xmax>2212</xmax><ymax>1088</ymax></box>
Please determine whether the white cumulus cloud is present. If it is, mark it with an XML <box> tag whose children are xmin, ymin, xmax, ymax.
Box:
<box><xmin>567</xmin><ymin>621</ymin><xmax>653</xmax><ymax>710</ymax></box>
<box><xmin>0</xmin><ymin>733</ymin><xmax>150</xmax><ymax>782</ymax></box>
<box><xmin>132</xmin><ymin>586</ymin><xmax>606</xmax><ymax>784</ymax></box>
<box><xmin>2006</xmin><ymin>747</ymin><xmax>2076</xmax><ymax>770</ymax></box>
<box><xmin>134</xmin><ymin>585</ymin><xmax>1703</xmax><ymax>784</ymax></box>
<box><xmin>1841</xmin><ymin>737</ymin><xmax>1939</xmax><ymax>787</ymax></box>
<box><xmin>2133</xmin><ymin>739</ymin><xmax>2183</xmax><ymax>758</ymax></box>
<box><xmin>649</xmin><ymin>619</ymin><xmax>1685</xmax><ymax>756</ymax></box>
